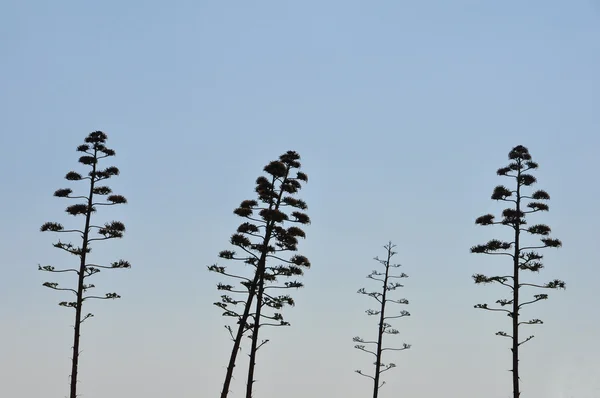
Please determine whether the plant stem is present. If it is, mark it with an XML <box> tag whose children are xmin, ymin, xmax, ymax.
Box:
<box><xmin>69</xmin><ymin>147</ymin><xmax>97</xmax><ymax>398</ymax></box>
<box><xmin>246</xmin><ymin>270</ymin><xmax>265</xmax><ymax>398</ymax></box>
<box><xmin>373</xmin><ymin>245</ymin><xmax>392</xmax><ymax>398</ymax></box>
<box><xmin>512</xmin><ymin>160</ymin><xmax>522</xmax><ymax>398</ymax></box>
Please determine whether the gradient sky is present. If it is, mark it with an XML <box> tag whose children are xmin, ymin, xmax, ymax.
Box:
<box><xmin>1</xmin><ymin>1</ymin><xmax>599</xmax><ymax>398</ymax></box>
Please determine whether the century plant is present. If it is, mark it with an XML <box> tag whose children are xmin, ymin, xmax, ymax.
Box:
<box><xmin>471</xmin><ymin>145</ymin><xmax>564</xmax><ymax>398</ymax></box>
<box><xmin>208</xmin><ymin>150</ymin><xmax>310</xmax><ymax>398</ymax></box>
<box><xmin>39</xmin><ymin>131</ymin><xmax>130</xmax><ymax>398</ymax></box>
<box><xmin>354</xmin><ymin>242</ymin><xmax>411</xmax><ymax>398</ymax></box>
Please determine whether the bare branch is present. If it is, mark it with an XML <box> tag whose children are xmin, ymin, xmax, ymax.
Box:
<box><xmin>519</xmin><ymin>283</ymin><xmax>548</xmax><ymax>289</ymax></box>
<box><xmin>255</xmin><ymin>339</ymin><xmax>269</xmax><ymax>351</ymax></box>
<box><xmin>355</xmin><ymin>370</ymin><xmax>375</xmax><ymax>381</ymax></box>
<box><xmin>383</xmin><ymin>310</ymin><xmax>410</xmax><ymax>320</ymax></box>
<box><xmin>353</xmin><ymin>337</ymin><xmax>378</xmax><ymax>345</ymax></box>
<box><xmin>474</xmin><ymin>303</ymin><xmax>511</xmax><ymax>314</ymax></box>
<box><xmin>80</xmin><ymin>313</ymin><xmax>94</xmax><ymax>324</ymax></box>
<box><xmin>87</xmin><ymin>236</ymin><xmax>117</xmax><ymax>243</ymax></box>
<box><xmin>379</xmin><ymin>363</ymin><xmax>397</xmax><ymax>374</ymax></box>
<box><xmin>386</xmin><ymin>298</ymin><xmax>409</xmax><ymax>304</ymax></box>
<box><xmin>381</xmin><ymin>343</ymin><xmax>411</xmax><ymax>352</ymax></box>
<box><xmin>354</xmin><ymin>345</ymin><xmax>377</xmax><ymax>356</ymax></box>
<box><xmin>519</xmin><ymin>335</ymin><xmax>535</xmax><ymax>346</ymax></box>
<box><xmin>85</xmin><ymin>260</ymin><xmax>131</xmax><ymax>270</ymax></box>
<box><xmin>519</xmin><ymin>319</ymin><xmax>543</xmax><ymax>326</ymax></box>
<box><xmin>208</xmin><ymin>265</ymin><xmax>252</xmax><ymax>282</ymax></box>
<box><xmin>42</xmin><ymin>282</ymin><xmax>77</xmax><ymax>295</ymax></box>
<box><xmin>38</xmin><ymin>265</ymin><xmax>79</xmax><ymax>274</ymax></box>
<box><xmin>518</xmin><ymin>294</ymin><xmax>548</xmax><ymax>308</ymax></box>
<box><xmin>83</xmin><ymin>293</ymin><xmax>121</xmax><ymax>301</ymax></box>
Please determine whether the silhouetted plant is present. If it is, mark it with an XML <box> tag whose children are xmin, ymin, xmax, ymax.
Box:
<box><xmin>208</xmin><ymin>151</ymin><xmax>310</xmax><ymax>398</ymax></box>
<box><xmin>354</xmin><ymin>242</ymin><xmax>410</xmax><ymax>398</ymax></box>
<box><xmin>40</xmin><ymin>131</ymin><xmax>130</xmax><ymax>398</ymax></box>
<box><xmin>471</xmin><ymin>145</ymin><xmax>564</xmax><ymax>398</ymax></box>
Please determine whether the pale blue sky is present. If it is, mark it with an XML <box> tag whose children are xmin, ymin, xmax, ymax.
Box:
<box><xmin>1</xmin><ymin>1</ymin><xmax>599</xmax><ymax>397</ymax></box>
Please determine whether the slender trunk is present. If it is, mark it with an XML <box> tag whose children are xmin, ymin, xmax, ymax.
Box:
<box><xmin>373</xmin><ymin>247</ymin><xmax>392</xmax><ymax>398</ymax></box>
<box><xmin>244</xmin><ymin>169</ymin><xmax>291</xmax><ymax>398</ymax></box>
<box><xmin>246</xmin><ymin>270</ymin><xmax>266</xmax><ymax>398</ymax></box>
<box><xmin>220</xmin><ymin>251</ymin><xmax>266</xmax><ymax>398</ymax></box>
<box><xmin>221</xmin><ymin>169</ymin><xmax>290</xmax><ymax>398</ymax></box>
<box><xmin>70</xmin><ymin>150</ymin><xmax>97</xmax><ymax>398</ymax></box>
<box><xmin>512</xmin><ymin>166</ymin><xmax>522</xmax><ymax>398</ymax></box>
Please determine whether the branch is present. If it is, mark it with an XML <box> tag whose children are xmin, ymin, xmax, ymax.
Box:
<box><xmin>522</xmin><ymin>207</ymin><xmax>547</xmax><ymax>214</ymax></box>
<box><xmin>355</xmin><ymin>370</ymin><xmax>375</xmax><ymax>381</ymax></box>
<box><xmin>474</xmin><ymin>252</ymin><xmax>514</xmax><ymax>257</ymax></box>
<box><xmin>519</xmin><ymin>335</ymin><xmax>535</xmax><ymax>346</ymax></box>
<box><xmin>219</xmin><ymin>288</ymin><xmax>249</xmax><ymax>294</ymax></box>
<box><xmin>357</xmin><ymin>288</ymin><xmax>382</xmax><ymax>303</ymax></box>
<box><xmin>381</xmin><ymin>343</ymin><xmax>411</xmax><ymax>352</ymax></box>
<box><xmin>87</xmin><ymin>236</ymin><xmax>118</xmax><ymax>243</ymax></box>
<box><xmin>497</xmin><ymin>280</ymin><xmax>514</xmax><ymax>289</ymax></box>
<box><xmin>242</xmin><ymin>216</ymin><xmax>266</xmax><ymax>225</ymax></box>
<box><xmin>85</xmin><ymin>260</ymin><xmax>131</xmax><ymax>270</ymax></box>
<box><xmin>353</xmin><ymin>337</ymin><xmax>377</xmax><ymax>345</ymax></box>
<box><xmin>208</xmin><ymin>265</ymin><xmax>252</xmax><ymax>282</ymax></box>
<box><xmin>518</xmin><ymin>319</ymin><xmax>543</xmax><ymax>326</ymax></box>
<box><xmin>520</xmin><ymin>280</ymin><xmax>565</xmax><ymax>289</ymax></box>
<box><xmin>474</xmin><ymin>303</ymin><xmax>511</xmax><ymax>313</ymax></box>
<box><xmin>518</xmin><ymin>294</ymin><xmax>548</xmax><ymax>308</ymax></box>
<box><xmin>51</xmin><ymin>229</ymin><xmax>85</xmax><ymax>235</ymax></box>
<box><xmin>386</xmin><ymin>298</ymin><xmax>409</xmax><ymax>304</ymax></box>
<box><xmin>256</xmin><ymin>339</ymin><xmax>270</xmax><ymax>351</ymax></box>
<box><xmin>383</xmin><ymin>311</ymin><xmax>410</xmax><ymax>320</ymax></box>
<box><xmin>260</xmin><ymin>322</ymin><xmax>290</xmax><ymax>327</ymax></box>
<box><xmin>520</xmin><ymin>237</ymin><xmax>563</xmax><ymax>250</ymax></box>
<box><xmin>81</xmin><ymin>313</ymin><xmax>94</xmax><ymax>323</ymax></box>
<box><xmin>385</xmin><ymin>282</ymin><xmax>405</xmax><ymax>290</ymax></box>
<box><xmin>53</xmin><ymin>241</ymin><xmax>87</xmax><ymax>256</ymax></box>
<box><xmin>263</xmin><ymin>284</ymin><xmax>302</xmax><ymax>290</ymax></box>
<box><xmin>265</xmin><ymin>254</ymin><xmax>295</xmax><ymax>264</ymax></box>
<box><xmin>473</xmin><ymin>274</ymin><xmax>514</xmax><ymax>289</ymax></box>
<box><xmin>83</xmin><ymin>293</ymin><xmax>121</xmax><ymax>301</ymax></box>
<box><xmin>519</xmin><ymin>246</ymin><xmax>548</xmax><ymax>251</ymax></box>
<box><xmin>236</xmin><ymin>244</ymin><xmax>261</xmax><ymax>260</ymax></box>
<box><xmin>224</xmin><ymin>325</ymin><xmax>236</xmax><ymax>341</ymax></box>
<box><xmin>496</xmin><ymin>198</ymin><xmax>517</xmax><ymax>204</ymax></box>
<box><xmin>379</xmin><ymin>363</ymin><xmax>397</xmax><ymax>374</ymax></box>
<box><xmin>238</xmin><ymin>231</ymin><xmax>263</xmax><ymax>239</ymax></box>
<box><xmin>259</xmin><ymin>312</ymin><xmax>288</xmax><ymax>321</ymax></box>
<box><xmin>42</xmin><ymin>282</ymin><xmax>77</xmax><ymax>295</ymax></box>
<box><xmin>38</xmin><ymin>265</ymin><xmax>79</xmax><ymax>274</ymax></box>
<box><xmin>519</xmin><ymin>283</ymin><xmax>548</xmax><ymax>289</ymax></box>
<box><xmin>354</xmin><ymin>345</ymin><xmax>377</xmax><ymax>356</ymax></box>
<box><xmin>387</xmin><ymin>274</ymin><xmax>408</xmax><ymax>279</ymax></box>
<box><xmin>471</xmin><ymin>239</ymin><xmax>514</xmax><ymax>255</ymax></box>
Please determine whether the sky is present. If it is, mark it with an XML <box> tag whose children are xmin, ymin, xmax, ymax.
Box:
<box><xmin>1</xmin><ymin>1</ymin><xmax>599</xmax><ymax>397</ymax></box>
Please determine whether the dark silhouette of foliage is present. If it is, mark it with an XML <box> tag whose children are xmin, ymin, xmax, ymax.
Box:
<box><xmin>40</xmin><ymin>131</ymin><xmax>130</xmax><ymax>398</ymax></box>
<box><xmin>208</xmin><ymin>150</ymin><xmax>310</xmax><ymax>398</ymax></box>
<box><xmin>471</xmin><ymin>145</ymin><xmax>564</xmax><ymax>398</ymax></box>
<box><xmin>354</xmin><ymin>242</ymin><xmax>410</xmax><ymax>398</ymax></box>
